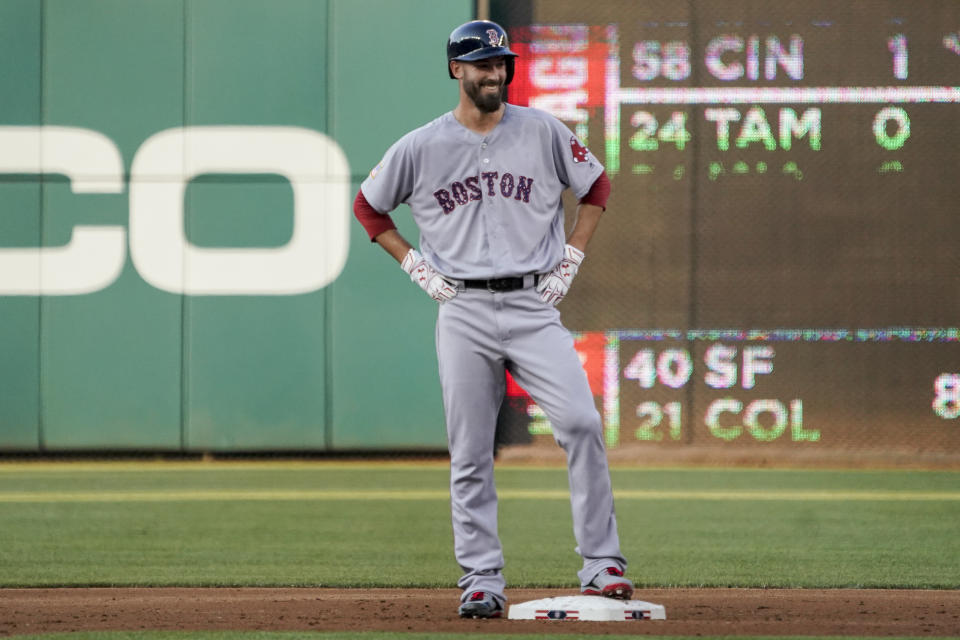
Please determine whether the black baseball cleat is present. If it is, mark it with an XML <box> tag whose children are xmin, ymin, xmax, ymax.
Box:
<box><xmin>458</xmin><ymin>590</ymin><xmax>504</xmax><ymax>618</ymax></box>
<box><xmin>581</xmin><ymin>567</ymin><xmax>634</xmax><ymax>600</ymax></box>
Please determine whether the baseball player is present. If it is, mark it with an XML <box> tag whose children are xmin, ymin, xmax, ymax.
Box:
<box><xmin>353</xmin><ymin>19</ymin><xmax>632</xmax><ymax>618</ymax></box>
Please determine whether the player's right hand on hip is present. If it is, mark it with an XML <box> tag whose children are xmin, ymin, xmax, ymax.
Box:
<box><xmin>401</xmin><ymin>248</ymin><xmax>458</xmax><ymax>303</ymax></box>
<box><xmin>536</xmin><ymin>244</ymin><xmax>584</xmax><ymax>306</ymax></box>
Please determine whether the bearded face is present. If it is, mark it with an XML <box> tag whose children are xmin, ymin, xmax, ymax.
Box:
<box><xmin>456</xmin><ymin>57</ymin><xmax>508</xmax><ymax>113</ymax></box>
<box><xmin>463</xmin><ymin>75</ymin><xmax>505</xmax><ymax>113</ymax></box>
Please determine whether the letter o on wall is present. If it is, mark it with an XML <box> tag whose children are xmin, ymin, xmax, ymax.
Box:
<box><xmin>129</xmin><ymin>126</ymin><xmax>350</xmax><ymax>295</ymax></box>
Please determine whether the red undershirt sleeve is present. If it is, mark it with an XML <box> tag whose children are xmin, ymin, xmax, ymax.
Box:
<box><xmin>578</xmin><ymin>170</ymin><xmax>611</xmax><ymax>210</ymax></box>
<box><xmin>353</xmin><ymin>189</ymin><xmax>397</xmax><ymax>242</ymax></box>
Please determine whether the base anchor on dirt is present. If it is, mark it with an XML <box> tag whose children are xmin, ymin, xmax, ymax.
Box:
<box><xmin>507</xmin><ymin>595</ymin><xmax>666</xmax><ymax>621</ymax></box>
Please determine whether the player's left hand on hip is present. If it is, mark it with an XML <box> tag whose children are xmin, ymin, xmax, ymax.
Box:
<box><xmin>401</xmin><ymin>248</ymin><xmax>459</xmax><ymax>303</ymax></box>
<box><xmin>537</xmin><ymin>244</ymin><xmax>584</xmax><ymax>306</ymax></box>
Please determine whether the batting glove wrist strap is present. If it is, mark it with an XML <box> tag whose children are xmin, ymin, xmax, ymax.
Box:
<box><xmin>536</xmin><ymin>244</ymin><xmax>584</xmax><ymax>306</ymax></box>
<box><xmin>563</xmin><ymin>243</ymin><xmax>585</xmax><ymax>267</ymax></box>
<box><xmin>401</xmin><ymin>248</ymin><xmax>458</xmax><ymax>303</ymax></box>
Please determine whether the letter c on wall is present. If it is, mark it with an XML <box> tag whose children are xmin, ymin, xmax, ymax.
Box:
<box><xmin>0</xmin><ymin>126</ymin><xmax>126</xmax><ymax>295</ymax></box>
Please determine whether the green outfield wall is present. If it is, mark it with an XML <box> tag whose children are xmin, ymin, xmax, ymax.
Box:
<box><xmin>8</xmin><ymin>0</ymin><xmax>958</xmax><ymax>461</ymax></box>
<box><xmin>0</xmin><ymin>0</ymin><xmax>472</xmax><ymax>452</ymax></box>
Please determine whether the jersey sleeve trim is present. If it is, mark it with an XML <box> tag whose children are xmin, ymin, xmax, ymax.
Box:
<box><xmin>578</xmin><ymin>170</ymin><xmax>611</xmax><ymax>210</ymax></box>
<box><xmin>353</xmin><ymin>189</ymin><xmax>397</xmax><ymax>242</ymax></box>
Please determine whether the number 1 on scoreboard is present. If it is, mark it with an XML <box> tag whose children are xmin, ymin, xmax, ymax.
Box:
<box><xmin>888</xmin><ymin>34</ymin><xmax>908</xmax><ymax>79</ymax></box>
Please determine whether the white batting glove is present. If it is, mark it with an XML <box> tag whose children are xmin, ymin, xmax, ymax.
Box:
<box><xmin>401</xmin><ymin>248</ymin><xmax>458</xmax><ymax>303</ymax></box>
<box><xmin>537</xmin><ymin>244</ymin><xmax>585</xmax><ymax>306</ymax></box>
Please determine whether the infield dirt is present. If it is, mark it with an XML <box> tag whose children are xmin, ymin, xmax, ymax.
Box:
<box><xmin>2</xmin><ymin>587</ymin><xmax>959</xmax><ymax>637</ymax></box>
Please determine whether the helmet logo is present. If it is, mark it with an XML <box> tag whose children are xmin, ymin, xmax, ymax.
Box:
<box><xmin>486</xmin><ymin>28</ymin><xmax>502</xmax><ymax>46</ymax></box>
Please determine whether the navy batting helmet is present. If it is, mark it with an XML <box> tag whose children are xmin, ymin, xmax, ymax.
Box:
<box><xmin>446</xmin><ymin>20</ymin><xmax>518</xmax><ymax>84</ymax></box>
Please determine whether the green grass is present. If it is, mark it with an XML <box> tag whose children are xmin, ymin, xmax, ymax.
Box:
<box><xmin>4</xmin><ymin>633</ymin><xmax>946</xmax><ymax>640</ymax></box>
<box><xmin>1</xmin><ymin>463</ymin><xmax>958</xmax><ymax>588</ymax></box>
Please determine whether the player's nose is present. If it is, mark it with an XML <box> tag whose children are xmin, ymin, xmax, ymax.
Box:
<box><xmin>485</xmin><ymin>69</ymin><xmax>505</xmax><ymax>85</ymax></box>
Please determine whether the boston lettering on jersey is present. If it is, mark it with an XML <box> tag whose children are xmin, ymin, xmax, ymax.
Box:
<box><xmin>433</xmin><ymin>171</ymin><xmax>534</xmax><ymax>214</ymax></box>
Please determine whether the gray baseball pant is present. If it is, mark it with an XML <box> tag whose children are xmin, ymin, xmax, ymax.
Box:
<box><xmin>435</xmin><ymin>286</ymin><xmax>626</xmax><ymax>603</ymax></box>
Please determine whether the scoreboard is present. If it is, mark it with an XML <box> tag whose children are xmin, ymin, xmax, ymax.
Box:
<box><xmin>493</xmin><ymin>0</ymin><xmax>960</xmax><ymax>456</ymax></box>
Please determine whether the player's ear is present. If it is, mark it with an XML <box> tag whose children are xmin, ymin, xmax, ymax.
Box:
<box><xmin>450</xmin><ymin>60</ymin><xmax>464</xmax><ymax>80</ymax></box>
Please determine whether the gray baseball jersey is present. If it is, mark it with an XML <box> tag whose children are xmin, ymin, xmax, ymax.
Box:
<box><xmin>361</xmin><ymin>104</ymin><xmax>604</xmax><ymax>280</ymax></box>
<box><xmin>362</xmin><ymin>103</ymin><xmax>625</xmax><ymax>604</ymax></box>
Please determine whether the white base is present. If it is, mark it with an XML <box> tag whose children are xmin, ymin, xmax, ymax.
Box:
<box><xmin>507</xmin><ymin>595</ymin><xmax>666</xmax><ymax>621</ymax></box>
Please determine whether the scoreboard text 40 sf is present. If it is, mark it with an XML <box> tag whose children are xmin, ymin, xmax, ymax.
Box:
<box><xmin>504</xmin><ymin>330</ymin><xmax>960</xmax><ymax>449</ymax></box>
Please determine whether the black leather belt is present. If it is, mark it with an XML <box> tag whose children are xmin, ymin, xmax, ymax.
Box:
<box><xmin>462</xmin><ymin>274</ymin><xmax>541</xmax><ymax>292</ymax></box>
